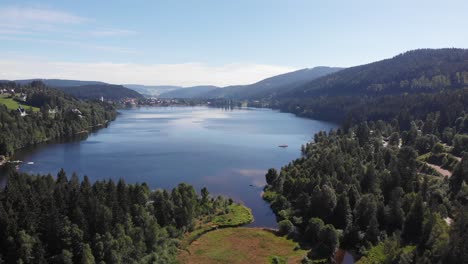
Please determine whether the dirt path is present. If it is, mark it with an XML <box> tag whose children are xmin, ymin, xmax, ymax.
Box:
<box><xmin>425</xmin><ymin>162</ymin><xmax>452</xmax><ymax>178</ymax></box>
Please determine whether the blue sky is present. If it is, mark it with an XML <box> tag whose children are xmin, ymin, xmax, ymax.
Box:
<box><xmin>1</xmin><ymin>0</ymin><xmax>467</xmax><ymax>86</ymax></box>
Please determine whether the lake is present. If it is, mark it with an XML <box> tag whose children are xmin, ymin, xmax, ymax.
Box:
<box><xmin>5</xmin><ymin>106</ymin><xmax>336</xmax><ymax>228</ymax></box>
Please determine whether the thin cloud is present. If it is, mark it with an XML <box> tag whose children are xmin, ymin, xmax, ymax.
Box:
<box><xmin>89</xmin><ymin>29</ymin><xmax>138</xmax><ymax>37</ymax></box>
<box><xmin>0</xmin><ymin>6</ymin><xmax>87</xmax><ymax>24</ymax></box>
<box><xmin>0</xmin><ymin>36</ymin><xmax>137</xmax><ymax>54</ymax></box>
<box><xmin>0</xmin><ymin>59</ymin><xmax>297</xmax><ymax>87</ymax></box>
<box><xmin>0</xmin><ymin>5</ymin><xmax>137</xmax><ymax>46</ymax></box>
<box><xmin>0</xmin><ymin>28</ymin><xmax>36</xmax><ymax>35</ymax></box>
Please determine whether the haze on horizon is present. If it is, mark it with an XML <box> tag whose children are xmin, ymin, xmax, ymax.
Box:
<box><xmin>1</xmin><ymin>0</ymin><xmax>467</xmax><ymax>87</ymax></box>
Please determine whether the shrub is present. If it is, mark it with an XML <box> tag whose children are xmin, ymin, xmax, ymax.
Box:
<box><xmin>278</xmin><ymin>219</ymin><xmax>294</xmax><ymax>236</ymax></box>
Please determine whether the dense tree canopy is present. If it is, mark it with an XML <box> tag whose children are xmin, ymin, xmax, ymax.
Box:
<box><xmin>265</xmin><ymin>89</ymin><xmax>468</xmax><ymax>263</ymax></box>
<box><xmin>0</xmin><ymin>171</ymin><xmax>235</xmax><ymax>263</ymax></box>
<box><xmin>55</xmin><ymin>84</ymin><xmax>143</xmax><ymax>101</ymax></box>
<box><xmin>275</xmin><ymin>48</ymin><xmax>468</xmax><ymax>98</ymax></box>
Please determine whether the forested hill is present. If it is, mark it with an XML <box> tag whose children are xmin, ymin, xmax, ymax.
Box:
<box><xmin>123</xmin><ymin>84</ymin><xmax>183</xmax><ymax>97</ymax></box>
<box><xmin>0</xmin><ymin>81</ymin><xmax>117</xmax><ymax>156</ymax></box>
<box><xmin>259</xmin><ymin>49</ymin><xmax>468</xmax><ymax>263</ymax></box>
<box><xmin>158</xmin><ymin>67</ymin><xmax>340</xmax><ymax>99</ymax></box>
<box><xmin>55</xmin><ymin>84</ymin><xmax>144</xmax><ymax>100</ymax></box>
<box><xmin>201</xmin><ymin>66</ymin><xmax>342</xmax><ymax>99</ymax></box>
<box><xmin>257</xmin><ymin>49</ymin><xmax>468</xmax><ymax>124</ymax></box>
<box><xmin>276</xmin><ymin>48</ymin><xmax>468</xmax><ymax>98</ymax></box>
<box><xmin>264</xmin><ymin>86</ymin><xmax>468</xmax><ymax>263</ymax></box>
<box><xmin>10</xmin><ymin>79</ymin><xmax>107</xmax><ymax>87</ymax></box>
<box><xmin>2</xmin><ymin>79</ymin><xmax>144</xmax><ymax>100</ymax></box>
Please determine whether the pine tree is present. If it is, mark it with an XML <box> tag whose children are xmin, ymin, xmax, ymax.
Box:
<box><xmin>305</xmin><ymin>217</ymin><xmax>324</xmax><ymax>244</ymax></box>
<box><xmin>332</xmin><ymin>194</ymin><xmax>352</xmax><ymax>230</ymax></box>
<box><xmin>315</xmin><ymin>225</ymin><xmax>339</xmax><ymax>260</ymax></box>
<box><xmin>81</xmin><ymin>243</ymin><xmax>95</xmax><ymax>264</ymax></box>
<box><xmin>446</xmin><ymin>206</ymin><xmax>468</xmax><ymax>263</ymax></box>
<box><xmin>266</xmin><ymin>168</ymin><xmax>279</xmax><ymax>186</ymax></box>
<box><xmin>402</xmin><ymin>195</ymin><xmax>424</xmax><ymax>243</ymax></box>
<box><xmin>365</xmin><ymin>214</ymin><xmax>380</xmax><ymax>245</ymax></box>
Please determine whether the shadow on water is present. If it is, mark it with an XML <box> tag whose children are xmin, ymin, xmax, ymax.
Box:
<box><xmin>0</xmin><ymin>127</ymin><xmax>102</xmax><ymax>186</ymax></box>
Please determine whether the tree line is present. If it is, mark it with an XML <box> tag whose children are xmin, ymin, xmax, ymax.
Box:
<box><xmin>0</xmin><ymin>170</ymin><xmax>233</xmax><ymax>263</ymax></box>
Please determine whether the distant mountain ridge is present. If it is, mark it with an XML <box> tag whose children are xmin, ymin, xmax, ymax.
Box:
<box><xmin>160</xmin><ymin>49</ymin><xmax>468</xmax><ymax>101</ymax></box>
<box><xmin>11</xmin><ymin>79</ymin><xmax>107</xmax><ymax>87</ymax></box>
<box><xmin>204</xmin><ymin>66</ymin><xmax>342</xmax><ymax>99</ymax></box>
<box><xmin>3</xmin><ymin>66</ymin><xmax>342</xmax><ymax>101</ymax></box>
<box><xmin>159</xmin><ymin>66</ymin><xmax>342</xmax><ymax>99</ymax></box>
<box><xmin>1</xmin><ymin>79</ymin><xmax>144</xmax><ymax>100</ymax></box>
<box><xmin>159</xmin><ymin>86</ymin><xmax>219</xmax><ymax>98</ymax></box>
<box><xmin>5</xmin><ymin>49</ymin><xmax>466</xmax><ymax>102</ymax></box>
<box><xmin>122</xmin><ymin>84</ymin><xmax>182</xmax><ymax>97</ymax></box>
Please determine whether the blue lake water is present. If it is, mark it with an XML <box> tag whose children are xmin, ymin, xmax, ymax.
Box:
<box><xmin>9</xmin><ymin>106</ymin><xmax>336</xmax><ymax>228</ymax></box>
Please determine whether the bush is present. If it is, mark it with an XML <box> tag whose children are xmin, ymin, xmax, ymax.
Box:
<box><xmin>278</xmin><ymin>219</ymin><xmax>294</xmax><ymax>236</ymax></box>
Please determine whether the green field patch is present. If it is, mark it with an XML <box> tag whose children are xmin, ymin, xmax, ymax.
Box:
<box><xmin>213</xmin><ymin>204</ymin><xmax>254</xmax><ymax>226</ymax></box>
<box><xmin>178</xmin><ymin>227</ymin><xmax>307</xmax><ymax>264</ymax></box>
<box><xmin>180</xmin><ymin>204</ymin><xmax>254</xmax><ymax>249</ymax></box>
<box><xmin>0</xmin><ymin>95</ymin><xmax>40</xmax><ymax>112</ymax></box>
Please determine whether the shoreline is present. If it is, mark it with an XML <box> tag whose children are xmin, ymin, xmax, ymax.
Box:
<box><xmin>4</xmin><ymin>106</ymin><xmax>332</xmax><ymax>231</ymax></box>
<box><xmin>0</xmin><ymin>119</ymin><xmax>113</xmax><ymax>167</ymax></box>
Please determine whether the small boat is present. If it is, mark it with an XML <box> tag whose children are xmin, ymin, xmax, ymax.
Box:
<box><xmin>278</xmin><ymin>144</ymin><xmax>288</xmax><ymax>148</ymax></box>
<box><xmin>27</xmin><ymin>162</ymin><xmax>34</xmax><ymax>165</ymax></box>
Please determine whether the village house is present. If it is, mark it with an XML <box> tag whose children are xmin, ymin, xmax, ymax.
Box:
<box><xmin>0</xmin><ymin>89</ymin><xmax>11</xmax><ymax>96</ymax></box>
<box><xmin>71</xmin><ymin>108</ymin><xmax>83</xmax><ymax>115</ymax></box>
<box><xmin>71</xmin><ymin>108</ymin><xmax>84</xmax><ymax>118</ymax></box>
<box><xmin>17</xmin><ymin>106</ymin><xmax>27</xmax><ymax>117</ymax></box>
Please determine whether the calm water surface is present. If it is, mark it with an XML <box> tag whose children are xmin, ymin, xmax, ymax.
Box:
<box><xmin>8</xmin><ymin>106</ymin><xmax>336</xmax><ymax>227</ymax></box>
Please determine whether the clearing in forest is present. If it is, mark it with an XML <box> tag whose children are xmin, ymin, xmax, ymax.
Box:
<box><xmin>178</xmin><ymin>227</ymin><xmax>307</xmax><ymax>264</ymax></box>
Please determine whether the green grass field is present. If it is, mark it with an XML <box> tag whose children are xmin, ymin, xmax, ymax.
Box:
<box><xmin>178</xmin><ymin>227</ymin><xmax>307</xmax><ymax>264</ymax></box>
<box><xmin>213</xmin><ymin>204</ymin><xmax>254</xmax><ymax>227</ymax></box>
<box><xmin>0</xmin><ymin>95</ymin><xmax>39</xmax><ymax>112</ymax></box>
<box><xmin>182</xmin><ymin>204</ymin><xmax>254</xmax><ymax>248</ymax></box>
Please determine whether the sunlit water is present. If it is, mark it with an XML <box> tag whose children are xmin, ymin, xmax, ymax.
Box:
<box><xmin>4</xmin><ymin>106</ymin><xmax>336</xmax><ymax>227</ymax></box>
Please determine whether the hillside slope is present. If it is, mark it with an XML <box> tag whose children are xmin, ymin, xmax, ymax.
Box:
<box><xmin>0</xmin><ymin>81</ymin><xmax>117</xmax><ymax>156</ymax></box>
<box><xmin>123</xmin><ymin>84</ymin><xmax>182</xmax><ymax>97</ymax></box>
<box><xmin>278</xmin><ymin>48</ymin><xmax>468</xmax><ymax>99</ymax></box>
<box><xmin>202</xmin><ymin>66</ymin><xmax>342</xmax><ymax>99</ymax></box>
<box><xmin>159</xmin><ymin>86</ymin><xmax>219</xmax><ymax>98</ymax></box>
<box><xmin>11</xmin><ymin>79</ymin><xmax>107</xmax><ymax>87</ymax></box>
<box><xmin>56</xmin><ymin>84</ymin><xmax>143</xmax><ymax>100</ymax></box>
<box><xmin>159</xmin><ymin>67</ymin><xmax>341</xmax><ymax>99</ymax></box>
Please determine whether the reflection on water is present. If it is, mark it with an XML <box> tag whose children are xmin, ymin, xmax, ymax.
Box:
<box><xmin>3</xmin><ymin>106</ymin><xmax>336</xmax><ymax>228</ymax></box>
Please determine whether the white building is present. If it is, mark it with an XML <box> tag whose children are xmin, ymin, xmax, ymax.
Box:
<box><xmin>17</xmin><ymin>106</ymin><xmax>27</xmax><ymax>117</ymax></box>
